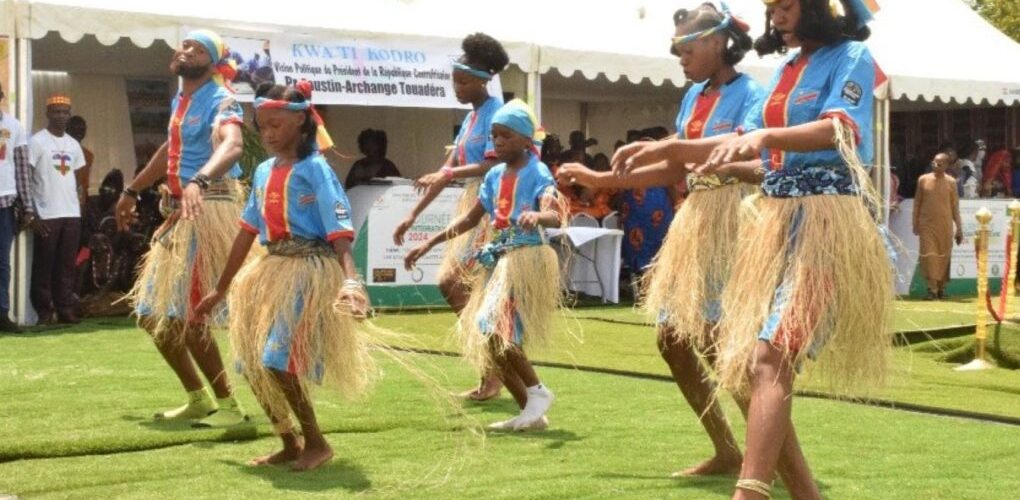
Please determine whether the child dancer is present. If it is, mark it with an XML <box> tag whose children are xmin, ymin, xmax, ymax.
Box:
<box><xmin>405</xmin><ymin>100</ymin><xmax>562</xmax><ymax>431</ymax></box>
<box><xmin>194</xmin><ymin>82</ymin><xmax>373</xmax><ymax>471</ymax></box>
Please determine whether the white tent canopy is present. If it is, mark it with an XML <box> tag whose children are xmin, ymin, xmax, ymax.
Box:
<box><xmin>11</xmin><ymin>0</ymin><xmax>1020</xmax><ymax>105</ymax></box>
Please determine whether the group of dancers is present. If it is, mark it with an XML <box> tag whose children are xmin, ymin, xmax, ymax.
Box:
<box><xmin>113</xmin><ymin>0</ymin><xmax>892</xmax><ymax>497</ymax></box>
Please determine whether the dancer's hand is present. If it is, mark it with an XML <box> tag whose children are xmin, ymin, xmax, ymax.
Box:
<box><xmin>955</xmin><ymin>228</ymin><xmax>964</xmax><ymax>245</ymax></box>
<box><xmin>556</xmin><ymin>163</ymin><xmax>599</xmax><ymax>188</ymax></box>
<box><xmin>193</xmin><ymin>289</ymin><xmax>225</xmax><ymax>323</ymax></box>
<box><xmin>518</xmin><ymin>211</ymin><xmax>541</xmax><ymax>230</ymax></box>
<box><xmin>338</xmin><ymin>287</ymin><xmax>369</xmax><ymax>320</ymax></box>
<box><xmin>404</xmin><ymin>244</ymin><xmax>430</xmax><ymax>271</ymax></box>
<box><xmin>180</xmin><ymin>182</ymin><xmax>204</xmax><ymax>220</ymax></box>
<box><xmin>700</xmin><ymin>130</ymin><xmax>768</xmax><ymax>173</ymax></box>
<box><xmin>393</xmin><ymin>216</ymin><xmax>415</xmax><ymax>246</ymax></box>
<box><xmin>414</xmin><ymin>170</ymin><xmax>449</xmax><ymax>195</ymax></box>
<box><xmin>611</xmin><ymin>140</ymin><xmax>672</xmax><ymax>175</ymax></box>
<box><xmin>115</xmin><ymin>194</ymin><xmax>138</xmax><ymax>232</ymax></box>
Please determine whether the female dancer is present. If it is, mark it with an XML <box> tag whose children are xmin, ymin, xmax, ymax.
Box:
<box><xmin>405</xmin><ymin>100</ymin><xmax>562</xmax><ymax>431</ymax></box>
<box><xmin>195</xmin><ymin>82</ymin><xmax>373</xmax><ymax>471</ymax></box>
<box><xmin>558</xmin><ymin>2</ymin><xmax>766</xmax><ymax>477</ymax></box>
<box><xmin>613</xmin><ymin>1</ymin><xmax>888</xmax><ymax>497</ymax></box>
<box><xmin>393</xmin><ymin>33</ymin><xmax>510</xmax><ymax>401</ymax></box>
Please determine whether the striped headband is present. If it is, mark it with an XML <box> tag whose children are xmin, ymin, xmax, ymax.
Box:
<box><xmin>253</xmin><ymin>98</ymin><xmax>311</xmax><ymax>111</ymax></box>
<box><xmin>671</xmin><ymin>2</ymin><xmax>749</xmax><ymax>47</ymax></box>
<box><xmin>452</xmin><ymin>61</ymin><xmax>494</xmax><ymax>81</ymax></box>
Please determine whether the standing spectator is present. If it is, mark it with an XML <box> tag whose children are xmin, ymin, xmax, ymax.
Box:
<box><xmin>913</xmin><ymin>152</ymin><xmax>963</xmax><ymax>300</ymax></box>
<box><xmin>956</xmin><ymin>140</ymin><xmax>980</xmax><ymax>199</ymax></box>
<box><xmin>345</xmin><ymin>128</ymin><xmax>401</xmax><ymax>189</ymax></box>
<box><xmin>981</xmin><ymin>144</ymin><xmax>1012</xmax><ymax>198</ymax></box>
<box><xmin>0</xmin><ymin>83</ymin><xmax>37</xmax><ymax>332</ymax></box>
<box><xmin>29</xmin><ymin>95</ymin><xmax>87</xmax><ymax>323</ymax></box>
<box><xmin>67</xmin><ymin>116</ymin><xmax>93</xmax><ymax>201</ymax></box>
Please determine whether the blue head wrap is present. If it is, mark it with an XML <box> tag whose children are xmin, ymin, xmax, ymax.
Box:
<box><xmin>491</xmin><ymin>99</ymin><xmax>545</xmax><ymax>149</ymax></box>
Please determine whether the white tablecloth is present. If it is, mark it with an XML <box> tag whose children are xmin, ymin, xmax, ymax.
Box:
<box><xmin>547</xmin><ymin>227</ymin><xmax>623</xmax><ymax>303</ymax></box>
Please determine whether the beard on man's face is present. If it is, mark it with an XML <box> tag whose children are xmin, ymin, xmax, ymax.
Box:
<box><xmin>173</xmin><ymin>61</ymin><xmax>211</xmax><ymax>80</ymax></box>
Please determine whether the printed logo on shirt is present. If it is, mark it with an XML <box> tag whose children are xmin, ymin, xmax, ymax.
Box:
<box><xmin>51</xmin><ymin>151</ymin><xmax>73</xmax><ymax>175</ymax></box>
<box><xmin>334</xmin><ymin>201</ymin><xmax>349</xmax><ymax>221</ymax></box>
<box><xmin>793</xmin><ymin>89</ymin><xmax>821</xmax><ymax>105</ymax></box>
<box><xmin>185</xmin><ymin>116</ymin><xmax>202</xmax><ymax>126</ymax></box>
<box><xmin>841</xmin><ymin>81</ymin><xmax>863</xmax><ymax>106</ymax></box>
<box><xmin>298</xmin><ymin>193</ymin><xmax>316</xmax><ymax>205</ymax></box>
<box><xmin>687</xmin><ymin>120</ymin><xmax>704</xmax><ymax>135</ymax></box>
<box><xmin>711</xmin><ymin>119</ymin><xmax>734</xmax><ymax>133</ymax></box>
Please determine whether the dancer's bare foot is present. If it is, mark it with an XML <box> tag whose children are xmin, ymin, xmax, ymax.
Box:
<box><xmin>248</xmin><ymin>434</ymin><xmax>303</xmax><ymax>466</ymax></box>
<box><xmin>292</xmin><ymin>443</ymin><xmax>334</xmax><ymax>472</ymax></box>
<box><xmin>670</xmin><ymin>455</ymin><xmax>743</xmax><ymax>477</ymax></box>
<box><xmin>458</xmin><ymin>375</ymin><xmax>503</xmax><ymax>401</ymax></box>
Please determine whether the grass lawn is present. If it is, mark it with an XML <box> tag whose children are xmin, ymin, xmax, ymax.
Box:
<box><xmin>1</xmin><ymin>311</ymin><xmax>1019</xmax><ymax>499</ymax></box>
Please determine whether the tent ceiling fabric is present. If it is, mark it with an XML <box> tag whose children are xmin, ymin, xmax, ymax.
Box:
<box><xmin>14</xmin><ymin>0</ymin><xmax>1020</xmax><ymax>106</ymax></box>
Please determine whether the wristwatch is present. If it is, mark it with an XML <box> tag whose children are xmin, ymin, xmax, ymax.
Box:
<box><xmin>122</xmin><ymin>186</ymin><xmax>141</xmax><ymax>201</ymax></box>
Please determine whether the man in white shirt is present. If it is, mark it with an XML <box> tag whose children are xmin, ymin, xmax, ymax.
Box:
<box><xmin>0</xmin><ymin>83</ymin><xmax>38</xmax><ymax>333</ymax></box>
<box><xmin>29</xmin><ymin>94</ymin><xmax>87</xmax><ymax>324</ymax></box>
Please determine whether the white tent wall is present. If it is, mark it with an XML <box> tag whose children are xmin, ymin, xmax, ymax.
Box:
<box><xmin>541</xmin><ymin>99</ymin><xmax>582</xmax><ymax>146</ymax></box>
<box><xmin>30</xmin><ymin>72</ymin><xmax>137</xmax><ymax>185</ymax></box>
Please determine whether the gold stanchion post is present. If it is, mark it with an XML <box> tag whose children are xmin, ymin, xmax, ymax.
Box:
<box><xmin>957</xmin><ymin>207</ymin><xmax>995</xmax><ymax>371</ymax></box>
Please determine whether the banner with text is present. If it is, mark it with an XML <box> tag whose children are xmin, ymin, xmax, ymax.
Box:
<box><xmin>364</xmin><ymin>184</ymin><xmax>463</xmax><ymax>287</ymax></box>
<box><xmin>225</xmin><ymin>35</ymin><xmax>501</xmax><ymax>108</ymax></box>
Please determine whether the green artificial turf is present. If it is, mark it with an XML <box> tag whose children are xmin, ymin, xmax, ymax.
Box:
<box><xmin>2</xmin><ymin>315</ymin><xmax>1020</xmax><ymax>499</ymax></box>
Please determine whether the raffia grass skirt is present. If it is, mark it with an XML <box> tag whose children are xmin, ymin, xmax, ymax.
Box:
<box><xmin>458</xmin><ymin>245</ymin><xmax>561</xmax><ymax>373</ymax></box>
<box><xmin>714</xmin><ymin>194</ymin><xmax>893</xmax><ymax>397</ymax></box>
<box><xmin>437</xmin><ymin>180</ymin><xmax>490</xmax><ymax>283</ymax></box>
<box><xmin>642</xmin><ymin>183</ymin><xmax>754</xmax><ymax>348</ymax></box>
<box><xmin>228</xmin><ymin>253</ymin><xmax>374</xmax><ymax>419</ymax></box>
<box><xmin>129</xmin><ymin>183</ymin><xmax>244</xmax><ymax>341</ymax></box>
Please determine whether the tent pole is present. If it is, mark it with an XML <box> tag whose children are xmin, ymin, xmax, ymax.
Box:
<box><xmin>526</xmin><ymin>71</ymin><xmax>542</xmax><ymax>124</ymax></box>
<box><xmin>13</xmin><ymin>35</ymin><xmax>31</xmax><ymax>325</ymax></box>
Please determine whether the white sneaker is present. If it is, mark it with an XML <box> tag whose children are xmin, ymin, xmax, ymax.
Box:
<box><xmin>513</xmin><ymin>385</ymin><xmax>554</xmax><ymax>431</ymax></box>
<box><xmin>487</xmin><ymin>415</ymin><xmax>521</xmax><ymax>431</ymax></box>
<box><xmin>515</xmin><ymin>415</ymin><xmax>549</xmax><ymax>432</ymax></box>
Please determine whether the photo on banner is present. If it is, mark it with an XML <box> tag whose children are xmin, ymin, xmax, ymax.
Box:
<box><xmin>224</xmin><ymin>35</ymin><xmax>501</xmax><ymax>109</ymax></box>
<box><xmin>223</xmin><ymin>37</ymin><xmax>274</xmax><ymax>97</ymax></box>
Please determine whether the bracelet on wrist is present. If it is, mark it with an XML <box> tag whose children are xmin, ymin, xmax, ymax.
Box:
<box><xmin>342</xmin><ymin>278</ymin><xmax>364</xmax><ymax>290</ymax></box>
<box><xmin>440</xmin><ymin>166</ymin><xmax>454</xmax><ymax>180</ymax></box>
<box><xmin>189</xmin><ymin>173</ymin><xmax>212</xmax><ymax>191</ymax></box>
<box><xmin>122</xmin><ymin>187</ymin><xmax>141</xmax><ymax>200</ymax></box>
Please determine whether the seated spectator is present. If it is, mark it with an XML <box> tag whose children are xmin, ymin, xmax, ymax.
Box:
<box><xmin>345</xmin><ymin>128</ymin><xmax>401</xmax><ymax>189</ymax></box>
<box><xmin>982</xmin><ymin>145</ymin><xmax>1012</xmax><ymax>198</ymax></box>
<box><xmin>541</xmin><ymin>134</ymin><xmax>564</xmax><ymax>171</ymax></box>
<box><xmin>569</xmin><ymin>153</ymin><xmax>617</xmax><ymax>220</ymax></box>
<box><xmin>76</xmin><ymin>170</ymin><xmax>147</xmax><ymax>316</ymax></box>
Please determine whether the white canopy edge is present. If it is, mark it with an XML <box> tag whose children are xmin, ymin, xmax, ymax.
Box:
<box><xmin>13</xmin><ymin>0</ymin><xmax>1020</xmax><ymax>106</ymax></box>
